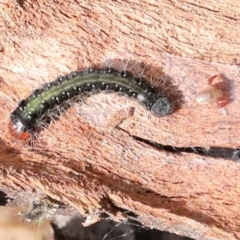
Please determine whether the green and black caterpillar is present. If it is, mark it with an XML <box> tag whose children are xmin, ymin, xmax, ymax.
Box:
<box><xmin>9</xmin><ymin>68</ymin><xmax>174</xmax><ymax>140</ymax></box>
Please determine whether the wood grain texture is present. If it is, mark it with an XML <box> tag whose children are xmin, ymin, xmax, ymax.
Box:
<box><xmin>0</xmin><ymin>0</ymin><xmax>240</xmax><ymax>239</ymax></box>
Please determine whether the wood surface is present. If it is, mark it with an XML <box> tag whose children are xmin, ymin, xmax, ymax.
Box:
<box><xmin>0</xmin><ymin>0</ymin><xmax>240</xmax><ymax>239</ymax></box>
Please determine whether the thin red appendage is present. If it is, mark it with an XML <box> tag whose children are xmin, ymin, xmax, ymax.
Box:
<box><xmin>216</xmin><ymin>96</ymin><xmax>230</xmax><ymax>108</ymax></box>
<box><xmin>208</xmin><ymin>75</ymin><xmax>224</xmax><ymax>90</ymax></box>
<box><xmin>207</xmin><ymin>75</ymin><xmax>218</xmax><ymax>86</ymax></box>
<box><xmin>207</xmin><ymin>74</ymin><xmax>231</xmax><ymax>108</ymax></box>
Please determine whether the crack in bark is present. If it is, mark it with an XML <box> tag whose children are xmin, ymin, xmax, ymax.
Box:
<box><xmin>132</xmin><ymin>136</ymin><xmax>240</xmax><ymax>161</ymax></box>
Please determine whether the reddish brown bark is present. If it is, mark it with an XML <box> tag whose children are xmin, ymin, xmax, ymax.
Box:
<box><xmin>0</xmin><ymin>0</ymin><xmax>240</xmax><ymax>239</ymax></box>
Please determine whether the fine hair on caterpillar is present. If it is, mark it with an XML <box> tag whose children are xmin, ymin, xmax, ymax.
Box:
<box><xmin>8</xmin><ymin>58</ymin><xmax>183</xmax><ymax>146</ymax></box>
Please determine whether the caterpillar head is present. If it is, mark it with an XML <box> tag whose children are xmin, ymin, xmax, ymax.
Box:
<box><xmin>150</xmin><ymin>96</ymin><xmax>173</xmax><ymax>117</ymax></box>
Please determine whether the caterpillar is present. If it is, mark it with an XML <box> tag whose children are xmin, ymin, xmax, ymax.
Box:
<box><xmin>9</xmin><ymin>67</ymin><xmax>175</xmax><ymax>140</ymax></box>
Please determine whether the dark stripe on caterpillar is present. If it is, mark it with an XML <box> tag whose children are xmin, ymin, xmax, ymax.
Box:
<box><xmin>9</xmin><ymin>68</ymin><xmax>175</xmax><ymax>140</ymax></box>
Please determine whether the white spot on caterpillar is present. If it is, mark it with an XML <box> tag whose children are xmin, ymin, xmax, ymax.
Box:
<box><xmin>136</xmin><ymin>92</ymin><xmax>147</xmax><ymax>102</ymax></box>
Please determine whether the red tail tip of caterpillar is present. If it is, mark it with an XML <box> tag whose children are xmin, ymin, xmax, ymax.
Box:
<box><xmin>8</xmin><ymin>120</ymin><xmax>31</xmax><ymax>140</ymax></box>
